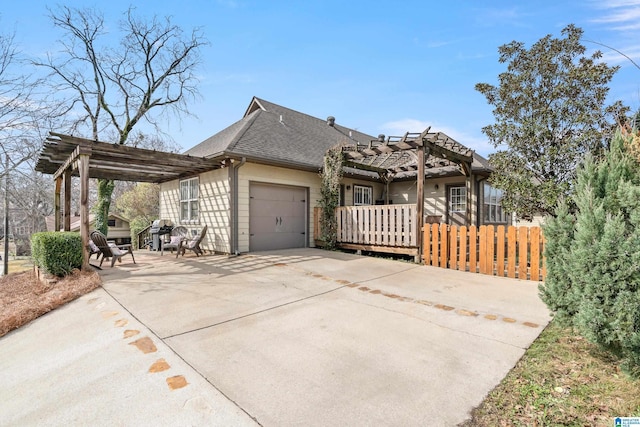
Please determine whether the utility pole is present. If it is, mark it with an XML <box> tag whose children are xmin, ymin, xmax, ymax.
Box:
<box><xmin>2</xmin><ymin>154</ymin><xmax>9</xmax><ymax>275</ymax></box>
<box><xmin>3</xmin><ymin>154</ymin><xmax>9</xmax><ymax>276</ymax></box>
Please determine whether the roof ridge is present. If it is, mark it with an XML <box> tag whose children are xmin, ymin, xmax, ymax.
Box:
<box><xmin>252</xmin><ymin>97</ymin><xmax>366</xmax><ymax>137</ymax></box>
<box><xmin>224</xmin><ymin>109</ymin><xmax>263</xmax><ymax>153</ymax></box>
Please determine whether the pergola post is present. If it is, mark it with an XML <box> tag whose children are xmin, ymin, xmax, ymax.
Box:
<box><xmin>466</xmin><ymin>173</ymin><xmax>473</xmax><ymax>226</ymax></box>
<box><xmin>415</xmin><ymin>143</ymin><xmax>426</xmax><ymax>263</ymax></box>
<box><xmin>54</xmin><ymin>176</ymin><xmax>62</xmax><ymax>232</ymax></box>
<box><xmin>64</xmin><ymin>169</ymin><xmax>72</xmax><ymax>231</ymax></box>
<box><xmin>78</xmin><ymin>153</ymin><xmax>90</xmax><ymax>270</ymax></box>
<box><xmin>378</xmin><ymin>172</ymin><xmax>395</xmax><ymax>205</ymax></box>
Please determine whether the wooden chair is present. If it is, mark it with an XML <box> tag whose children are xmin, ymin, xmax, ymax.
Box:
<box><xmin>90</xmin><ymin>230</ymin><xmax>136</xmax><ymax>267</ymax></box>
<box><xmin>87</xmin><ymin>239</ymin><xmax>102</xmax><ymax>260</ymax></box>
<box><xmin>178</xmin><ymin>225</ymin><xmax>208</xmax><ymax>258</ymax></box>
<box><xmin>162</xmin><ymin>226</ymin><xmax>188</xmax><ymax>255</ymax></box>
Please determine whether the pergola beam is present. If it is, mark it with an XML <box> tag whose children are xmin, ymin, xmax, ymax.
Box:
<box><xmin>342</xmin><ymin>128</ymin><xmax>474</xmax><ymax>178</ymax></box>
<box><xmin>337</xmin><ymin>127</ymin><xmax>478</xmax><ymax>237</ymax></box>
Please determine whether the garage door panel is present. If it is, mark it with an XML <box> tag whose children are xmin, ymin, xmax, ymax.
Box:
<box><xmin>250</xmin><ymin>232</ymin><xmax>305</xmax><ymax>251</ymax></box>
<box><xmin>249</xmin><ymin>183</ymin><xmax>307</xmax><ymax>252</ymax></box>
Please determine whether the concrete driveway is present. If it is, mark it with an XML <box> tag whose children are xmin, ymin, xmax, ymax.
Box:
<box><xmin>1</xmin><ymin>248</ymin><xmax>550</xmax><ymax>426</ymax></box>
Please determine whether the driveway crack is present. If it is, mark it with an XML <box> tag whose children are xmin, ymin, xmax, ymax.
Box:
<box><xmin>351</xmin><ymin>298</ymin><xmax>527</xmax><ymax>350</ymax></box>
<box><xmin>162</xmin><ymin>284</ymin><xmax>350</xmax><ymax>340</ymax></box>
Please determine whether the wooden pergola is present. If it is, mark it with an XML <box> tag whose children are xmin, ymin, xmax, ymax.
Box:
<box><xmin>35</xmin><ymin>132</ymin><xmax>222</xmax><ymax>269</ymax></box>
<box><xmin>340</xmin><ymin>127</ymin><xmax>475</xmax><ymax>259</ymax></box>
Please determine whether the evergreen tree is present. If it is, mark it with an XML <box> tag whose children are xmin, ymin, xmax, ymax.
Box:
<box><xmin>543</xmin><ymin>129</ymin><xmax>640</xmax><ymax>375</ymax></box>
<box><xmin>539</xmin><ymin>202</ymin><xmax>576</xmax><ymax>323</ymax></box>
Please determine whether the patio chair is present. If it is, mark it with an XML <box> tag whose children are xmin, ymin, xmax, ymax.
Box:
<box><xmin>178</xmin><ymin>225</ymin><xmax>208</xmax><ymax>258</ymax></box>
<box><xmin>162</xmin><ymin>226</ymin><xmax>188</xmax><ymax>255</ymax></box>
<box><xmin>90</xmin><ymin>230</ymin><xmax>136</xmax><ymax>268</ymax></box>
<box><xmin>87</xmin><ymin>239</ymin><xmax>103</xmax><ymax>261</ymax></box>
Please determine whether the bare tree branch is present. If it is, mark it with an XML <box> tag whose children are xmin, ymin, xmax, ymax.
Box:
<box><xmin>33</xmin><ymin>6</ymin><xmax>207</xmax><ymax>234</ymax></box>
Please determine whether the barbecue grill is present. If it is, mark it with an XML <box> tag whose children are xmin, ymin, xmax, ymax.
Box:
<box><xmin>149</xmin><ymin>219</ymin><xmax>173</xmax><ymax>251</ymax></box>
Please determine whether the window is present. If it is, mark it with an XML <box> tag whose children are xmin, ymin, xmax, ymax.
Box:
<box><xmin>180</xmin><ymin>177</ymin><xmax>199</xmax><ymax>222</ymax></box>
<box><xmin>353</xmin><ymin>185</ymin><xmax>373</xmax><ymax>206</ymax></box>
<box><xmin>449</xmin><ymin>186</ymin><xmax>467</xmax><ymax>213</ymax></box>
<box><xmin>483</xmin><ymin>183</ymin><xmax>508</xmax><ymax>223</ymax></box>
<box><xmin>107</xmin><ymin>219</ymin><xmax>116</xmax><ymax>227</ymax></box>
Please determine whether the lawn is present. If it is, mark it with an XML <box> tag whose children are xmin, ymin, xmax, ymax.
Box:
<box><xmin>462</xmin><ymin>320</ymin><xmax>640</xmax><ymax>426</ymax></box>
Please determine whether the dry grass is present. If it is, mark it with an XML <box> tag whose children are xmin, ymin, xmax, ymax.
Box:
<box><xmin>462</xmin><ymin>320</ymin><xmax>640</xmax><ymax>426</ymax></box>
<box><xmin>0</xmin><ymin>269</ymin><xmax>101</xmax><ymax>338</ymax></box>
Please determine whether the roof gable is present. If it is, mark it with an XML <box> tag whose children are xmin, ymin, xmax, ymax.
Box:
<box><xmin>185</xmin><ymin>96</ymin><xmax>376</xmax><ymax>170</ymax></box>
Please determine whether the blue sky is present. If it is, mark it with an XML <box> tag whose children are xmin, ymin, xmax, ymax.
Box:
<box><xmin>3</xmin><ymin>0</ymin><xmax>640</xmax><ymax>156</ymax></box>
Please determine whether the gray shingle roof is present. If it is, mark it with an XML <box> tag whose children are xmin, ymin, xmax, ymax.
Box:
<box><xmin>185</xmin><ymin>97</ymin><xmax>376</xmax><ymax>171</ymax></box>
<box><xmin>184</xmin><ymin>96</ymin><xmax>492</xmax><ymax>176</ymax></box>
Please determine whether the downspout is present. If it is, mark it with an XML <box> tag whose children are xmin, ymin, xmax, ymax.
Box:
<box><xmin>229</xmin><ymin>157</ymin><xmax>246</xmax><ymax>255</ymax></box>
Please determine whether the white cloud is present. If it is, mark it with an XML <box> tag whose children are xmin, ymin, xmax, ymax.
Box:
<box><xmin>590</xmin><ymin>0</ymin><xmax>640</xmax><ymax>29</ymax></box>
<box><xmin>380</xmin><ymin>118</ymin><xmax>430</xmax><ymax>135</ymax></box>
<box><xmin>379</xmin><ymin>119</ymin><xmax>494</xmax><ymax>156</ymax></box>
<box><xmin>599</xmin><ymin>45</ymin><xmax>640</xmax><ymax>65</ymax></box>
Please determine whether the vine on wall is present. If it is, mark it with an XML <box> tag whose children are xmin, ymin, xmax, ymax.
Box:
<box><xmin>318</xmin><ymin>144</ymin><xmax>344</xmax><ymax>250</ymax></box>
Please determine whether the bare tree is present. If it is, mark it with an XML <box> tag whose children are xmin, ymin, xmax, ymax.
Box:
<box><xmin>0</xmin><ymin>25</ymin><xmax>65</xmax><ymax>261</ymax></box>
<box><xmin>36</xmin><ymin>6</ymin><xmax>206</xmax><ymax>234</ymax></box>
<box><xmin>0</xmin><ymin>30</ymin><xmax>43</xmax><ymax>176</ymax></box>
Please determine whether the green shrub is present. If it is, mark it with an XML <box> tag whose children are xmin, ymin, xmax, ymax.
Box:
<box><xmin>31</xmin><ymin>232</ymin><xmax>83</xmax><ymax>277</ymax></box>
<box><xmin>539</xmin><ymin>202</ymin><xmax>576</xmax><ymax>324</ymax></box>
<box><xmin>540</xmin><ymin>129</ymin><xmax>640</xmax><ymax>376</ymax></box>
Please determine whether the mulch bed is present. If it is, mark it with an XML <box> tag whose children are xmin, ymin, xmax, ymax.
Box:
<box><xmin>0</xmin><ymin>269</ymin><xmax>101</xmax><ymax>338</ymax></box>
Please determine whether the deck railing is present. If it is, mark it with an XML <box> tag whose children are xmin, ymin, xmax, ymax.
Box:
<box><xmin>314</xmin><ymin>205</ymin><xmax>417</xmax><ymax>248</ymax></box>
<box><xmin>136</xmin><ymin>224</ymin><xmax>152</xmax><ymax>250</ymax></box>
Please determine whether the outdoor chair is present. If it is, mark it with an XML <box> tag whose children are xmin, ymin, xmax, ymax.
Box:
<box><xmin>162</xmin><ymin>226</ymin><xmax>188</xmax><ymax>255</ymax></box>
<box><xmin>87</xmin><ymin>239</ymin><xmax>103</xmax><ymax>260</ymax></box>
<box><xmin>90</xmin><ymin>230</ymin><xmax>136</xmax><ymax>268</ymax></box>
<box><xmin>178</xmin><ymin>225</ymin><xmax>208</xmax><ymax>258</ymax></box>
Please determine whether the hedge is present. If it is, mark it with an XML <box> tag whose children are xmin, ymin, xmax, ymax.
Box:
<box><xmin>31</xmin><ymin>232</ymin><xmax>83</xmax><ymax>277</ymax></box>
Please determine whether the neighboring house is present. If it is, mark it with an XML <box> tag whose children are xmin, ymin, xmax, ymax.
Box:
<box><xmin>159</xmin><ymin>97</ymin><xmax>509</xmax><ymax>254</ymax></box>
<box><xmin>45</xmin><ymin>213</ymin><xmax>132</xmax><ymax>245</ymax></box>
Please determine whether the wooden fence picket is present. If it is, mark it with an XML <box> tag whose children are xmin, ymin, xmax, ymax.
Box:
<box><xmin>507</xmin><ymin>226</ymin><xmax>517</xmax><ymax>278</ymax></box>
<box><xmin>420</xmin><ymin>223</ymin><xmax>544</xmax><ymax>282</ymax></box>
<box><xmin>469</xmin><ymin>226</ymin><xmax>477</xmax><ymax>273</ymax></box>
<box><xmin>496</xmin><ymin>225</ymin><xmax>505</xmax><ymax>277</ymax></box>
<box><xmin>449</xmin><ymin>226</ymin><xmax>458</xmax><ymax>270</ymax></box>
<box><xmin>530</xmin><ymin>227</ymin><xmax>540</xmax><ymax>281</ymax></box>
<box><xmin>459</xmin><ymin>225</ymin><xmax>467</xmax><ymax>272</ymax></box>
<box><xmin>518</xmin><ymin>227</ymin><xmax>528</xmax><ymax>280</ymax></box>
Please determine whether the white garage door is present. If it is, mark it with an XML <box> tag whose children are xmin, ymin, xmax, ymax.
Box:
<box><xmin>249</xmin><ymin>183</ymin><xmax>307</xmax><ymax>251</ymax></box>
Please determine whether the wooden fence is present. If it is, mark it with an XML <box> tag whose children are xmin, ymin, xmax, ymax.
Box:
<box><xmin>423</xmin><ymin>224</ymin><xmax>545</xmax><ymax>281</ymax></box>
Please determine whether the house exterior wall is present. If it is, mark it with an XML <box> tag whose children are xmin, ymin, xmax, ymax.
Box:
<box><xmin>159</xmin><ymin>168</ymin><xmax>231</xmax><ymax>253</ymax></box>
<box><xmin>340</xmin><ymin>177</ymin><xmax>385</xmax><ymax>206</ymax></box>
<box><xmin>159</xmin><ymin>178</ymin><xmax>180</xmax><ymax>226</ymax></box>
<box><xmin>237</xmin><ymin>163</ymin><xmax>322</xmax><ymax>253</ymax></box>
<box><xmin>389</xmin><ymin>176</ymin><xmax>479</xmax><ymax>225</ymax></box>
<box><xmin>105</xmin><ymin>216</ymin><xmax>131</xmax><ymax>240</ymax></box>
<box><xmin>513</xmin><ymin>214</ymin><xmax>545</xmax><ymax>227</ymax></box>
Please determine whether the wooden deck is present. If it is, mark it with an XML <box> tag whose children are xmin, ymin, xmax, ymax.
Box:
<box><xmin>314</xmin><ymin>205</ymin><xmax>419</xmax><ymax>255</ymax></box>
